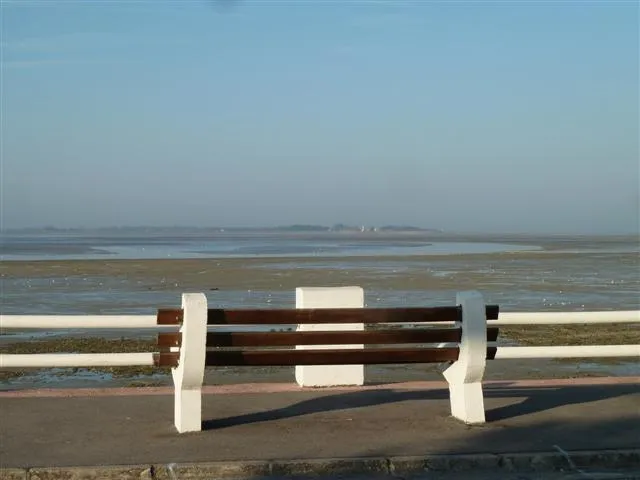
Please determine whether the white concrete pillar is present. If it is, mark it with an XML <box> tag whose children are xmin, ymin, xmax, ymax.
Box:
<box><xmin>443</xmin><ymin>291</ymin><xmax>488</xmax><ymax>424</ymax></box>
<box><xmin>295</xmin><ymin>286</ymin><xmax>365</xmax><ymax>387</ymax></box>
<box><xmin>172</xmin><ymin>293</ymin><xmax>208</xmax><ymax>433</ymax></box>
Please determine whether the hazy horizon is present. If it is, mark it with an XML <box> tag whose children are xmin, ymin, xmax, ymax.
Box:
<box><xmin>2</xmin><ymin>1</ymin><xmax>639</xmax><ymax>235</ymax></box>
<box><xmin>3</xmin><ymin>223</ymin><xmax>639</xmax><ymax>238</ymax></box>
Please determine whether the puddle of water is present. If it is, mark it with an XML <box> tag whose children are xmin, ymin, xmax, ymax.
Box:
<box><xmin>0</xmin><ymin>369</ymin><xmax>169</xmax><ymax>391</ymax></box>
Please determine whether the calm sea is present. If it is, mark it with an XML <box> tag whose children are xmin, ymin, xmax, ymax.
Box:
<box><xmin>0</xmin><ymin>229</ymin><xmax>542</xmax><ymax>260</ymax></box>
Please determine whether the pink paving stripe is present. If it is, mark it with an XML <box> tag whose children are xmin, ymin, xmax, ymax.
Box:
<box><xmin>0</xmin><ymin>376</ymin><xmax>638</xmax><ymax>398</ymax></box>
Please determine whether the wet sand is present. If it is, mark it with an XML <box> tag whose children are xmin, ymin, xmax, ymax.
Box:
<box><xmin>2</xmin><ymin>250</ymin><xmax>638</xmax><ymax>298</ymax></box>
<box><xmin>2</xmin><ymin>243</ymin><xmax>638</xmax><ymax>389</ymax></box>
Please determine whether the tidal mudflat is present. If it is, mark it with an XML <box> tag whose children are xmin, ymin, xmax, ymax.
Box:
<box><xmin>1</xmin><ymin>233</ymin><xmax>638</xmax><ymax>389</ymax></box>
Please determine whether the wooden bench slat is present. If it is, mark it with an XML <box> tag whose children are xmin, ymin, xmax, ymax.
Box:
<box><xmin>206</xmin><ymin>329</ymin><xmax>462</xmax><ymax>347</ymax></box>
<box><xmin>156</xmin><ymin>309</ymin><xmax>183</xmax><ymax>325</ymax></box>
<box><xmin>207</xmin><ymin>307</ymin><xmax>460</xmax><ymax>325</ymax></box>
<box><xmin>487</xmin><ymin>346</ymin><xmax>498</xmax><ymax>360</ymax></box>
<box><xmin>157</xmin><ymin>333</ymin><xmax>181</xmax><ymax>348</ymax></box>
<box><xmin>157</xmin><ymin>306</ymin><xmax>499</xmax><ymax>326</ymax></box>
<box><xmin>153</xmin><ymin>345</ymin><xmax>500</xmax><ymax>368</ymax></box>
<box><xmin>153</xmin><ymin>352</ymin><xmax>178</xmax><ymax>367</ymax></box>
<box><xmin>205</xmin><ymin>347</ymin><xmax>460</xmax><ymax>366</ymax></box>
<box><xmin>157</xmin><ymin>330</ymin><xmax>461</xmax><ymax>348</ymax></box>
<box><xmin>487</xmin><ymin>327</ymin><xmax>499</xmax><ymax>342</ymax></box>
<box><xmin>157</xmin><ymin>327</ymin><xmax>499</xmax><ymax>348</ymax></box>
<box><xmin>207</xmin><ymin>307</ymin><xmax>464</xmax><ymax>325</ymax></box>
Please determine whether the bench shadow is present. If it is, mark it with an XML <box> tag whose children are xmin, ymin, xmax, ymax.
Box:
<box><xmin>484</xmin><ymin>382</ymin><xmax>639</xmax><ymax>421</ymax></box>
<box><xmin>202</xmin><ymin>382</ymin><xmax>639</xmax><ymax>430</ymax></box>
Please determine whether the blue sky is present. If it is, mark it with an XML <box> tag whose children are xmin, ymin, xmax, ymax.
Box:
<box><xmin>2</xmin><ymin>1</ymin><xmax>638</xmax><ymax>234</ymax></box>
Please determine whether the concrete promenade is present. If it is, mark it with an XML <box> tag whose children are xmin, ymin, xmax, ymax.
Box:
<box><xmin>1</xmin><ymin>377</ymin><xmax>639</xmax><ymax>479</ymax></box>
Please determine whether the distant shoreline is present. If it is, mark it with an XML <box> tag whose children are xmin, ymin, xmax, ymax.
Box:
<box><xmin>4</xmin><ymin>224</ymin><xmax>441</xmax><ymax>234</ymax></box>
<box><xmin>0</xmin><ymin>240</ymin><xmax>541</xmax><ymax>262</ymax></box>
<box><xmin>3</xmin><ymin>225</ymin><xmax>638</xmax><ymax>237</ymax></box>
<box><xmin>2</xmin><ymin>230</ymin><xmax>639</xmax><ymax>262</ymax></box>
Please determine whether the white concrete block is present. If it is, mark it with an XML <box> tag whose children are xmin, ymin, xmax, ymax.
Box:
<box><xmin>447</xmin><ymin>381</ymin><xmax>485</xmax><ymax>424</ymax></box>
<box><xmin>174</xmin><ymin>388</ymin><xmax>202</xmax><ymax>433</ymax></box>
<box><xmin>295</xmin><ymin>286</ymin><xmax>365</xmax><ymax>387</ymax></box>
<box><xmin>443</xmin><ymin>291</ymin><xmax>488</xmax><ymax>424</ymax></box>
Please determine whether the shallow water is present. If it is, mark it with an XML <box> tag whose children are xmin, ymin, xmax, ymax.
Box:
<box><xmin>2</xmin><ymin>240</ymin><xmax>638</xmax><ymax>315</ymax></box>
<box><xmin>1</xmin><ymin>229</ymin><xmax>540</xmax><ymax>260</ymax></box>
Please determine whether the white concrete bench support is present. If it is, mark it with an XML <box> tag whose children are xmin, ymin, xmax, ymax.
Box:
<box><xmin>172</xmin><ymin>293</ymin><xmax>208</xmax><ymax>433</ymax></box>
<box><xmin>443</xmin><ymin>290</ymin><xmax>488</xmax><ymax>424</ymax></box>
<box><xmin>295</xmin><ymin>286</ymin><xmax>365</xmax><ymax>387</ymax></box>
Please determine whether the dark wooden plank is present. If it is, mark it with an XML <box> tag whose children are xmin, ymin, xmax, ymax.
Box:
<box><xmin>487</xmin><ymin>327</ymin><xmax>499</xmax><ymax>342</ymax></box>
<box><xmin>160</xmin><ymin>305</ymin><xmax>498</xmax><ymax>326</ymax></box>
<box><xmin>154</xmin><ymin>345</ymin><xmax>500</xmax><ymax>367</ymax></box>
<box><xmin>487</xmin><ymin>326</ymin><xmax>499</xmax><ymax>359</ymax></box>
<box><xmin>206</xmin><ymin>328</ymin><xmax>462</xmax><ymax>347</ymax></box>
<box><xmin>153</xmin><ymin>352</ymin><xmax>179</xmax><ymax>367</ymax></box>
<box><xmin>157</xmin><ymin>333</ymin><xmax>181</xmax><ymax>347</ymax></box>
<box><xmin>157</xmin><ymin>327</ymin><xmax>500</xmax><ymax>348</ymax></box>
<box><xmin>207</xmin><ymin>307</ymin><xmax>462</xmax><ymax>325</ymax></box>
<box><xmin>157</xmin><ymin>309</ymin><xmax>183</xmax><ymax>325</ymax></box>
<box><xmin>204</xmin><ymin>347</ymin><xmax>459</xmax><ymax>366</ymax></box>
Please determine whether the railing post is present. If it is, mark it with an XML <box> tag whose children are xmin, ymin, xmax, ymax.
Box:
<box><xmin>172</xmin><ymin>293</ymin><xmax>208</xmax><ymax>433</ymax></box>
<box><xmin>295</xmin><ymin>286</ymin><xmax>365</xmax><ymax>387</ymax></box>
<box><xmin>443</xmin><ymin>291</ymin><xmax>488</xmax><ymax>424</ymax></box>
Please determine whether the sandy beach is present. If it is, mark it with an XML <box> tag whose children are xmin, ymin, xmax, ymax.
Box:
<box><xmin>1</xmin><ymin>247</ymin><xmax>637</xmax><ymax>291</ymax></box>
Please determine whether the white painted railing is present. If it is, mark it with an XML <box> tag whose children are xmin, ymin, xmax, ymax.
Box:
<box><xmin>1</xmin><ymin>353</ymin><xmax>155</xmax><ymax>368</ymax></box>
<box><xmin>494</xmin><ymin>345</ymin><xmax>639</xmax><ymax>359</ymax></box>
<box><xmin>2</xmin><ymin>310</ymin><xmax>638</xmax><ymax>330</ymax></box>
<box><xmin>1</xmin><ymin>305</ymin><xmax>639</xmax><ymax>370</ymax></box>
<box><xmin>492</xmin><ymin>311</ymin><xmax>640</xmax><ymax>325</ymax></box>
<box><xmin>1</xmin><ymin>289</ymin><xmax>638</xmax><ymax>431</ymax></box>
<box><xmin>0</xmin><ymin>315</ymin><xmax>160</xmax><ymax>329</ymax></box>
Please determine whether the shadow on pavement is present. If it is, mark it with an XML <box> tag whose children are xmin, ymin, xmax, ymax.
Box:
<box><xmin>203</xmin><ymin>383</ymin><xmax>639</xmax><ymax>430</ymax></box>
<box><xmin>2</xmin><ymin>382</ymin><xmax>639</xmax><ymax>469</ymax></box>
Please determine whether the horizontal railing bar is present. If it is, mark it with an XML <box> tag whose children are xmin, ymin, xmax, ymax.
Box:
<box><xmin>2</xmin><ymin>310</ymin><xmax>638</xmax><ymax>329</ymax></box>
<box><xmin>0</xmin><ymin>353</ymin><xmax>156</xmax><ymax>368</ymax></box>
<box><xmin>7</xmin><ymin>343</ymin><xmax>631</xmax><ymax>368</ymax></box>
<box><xmin>489</xmin><ymin>311</ymin><xmax>640</xmax><ymax>325</ymax></box>
<box><xmin>494</xmin><ymin>345</ymin><xmax>640</xmax><ymax>359</ymax></box>
<box><xmin>0</xmin><ymin>315</ymin><xmax>162</xmax><ymax>329</ymax></box>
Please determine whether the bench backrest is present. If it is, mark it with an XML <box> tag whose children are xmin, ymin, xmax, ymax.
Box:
<box><xmin>154</xmin><ymin>306</ymin><xmax>499</xmax><ymax>368</ymax></box>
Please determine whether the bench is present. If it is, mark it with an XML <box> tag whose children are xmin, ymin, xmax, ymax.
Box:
<box><xmin>154</xmin><ymin>290</ymin><xmax>500</xmax><ymax>433</ymax></box>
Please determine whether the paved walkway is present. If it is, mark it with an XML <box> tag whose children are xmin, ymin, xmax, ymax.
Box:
<box><xmin>1</xmin><ymin>377</ymin><xmax>639</xmax><ymax>473</ymax></box>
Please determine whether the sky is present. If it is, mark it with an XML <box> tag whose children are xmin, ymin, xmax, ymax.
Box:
<box><xmin>1</xmin><ymin>0</ymin><xmax>638</xmax><ymax>234</ymax></box>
